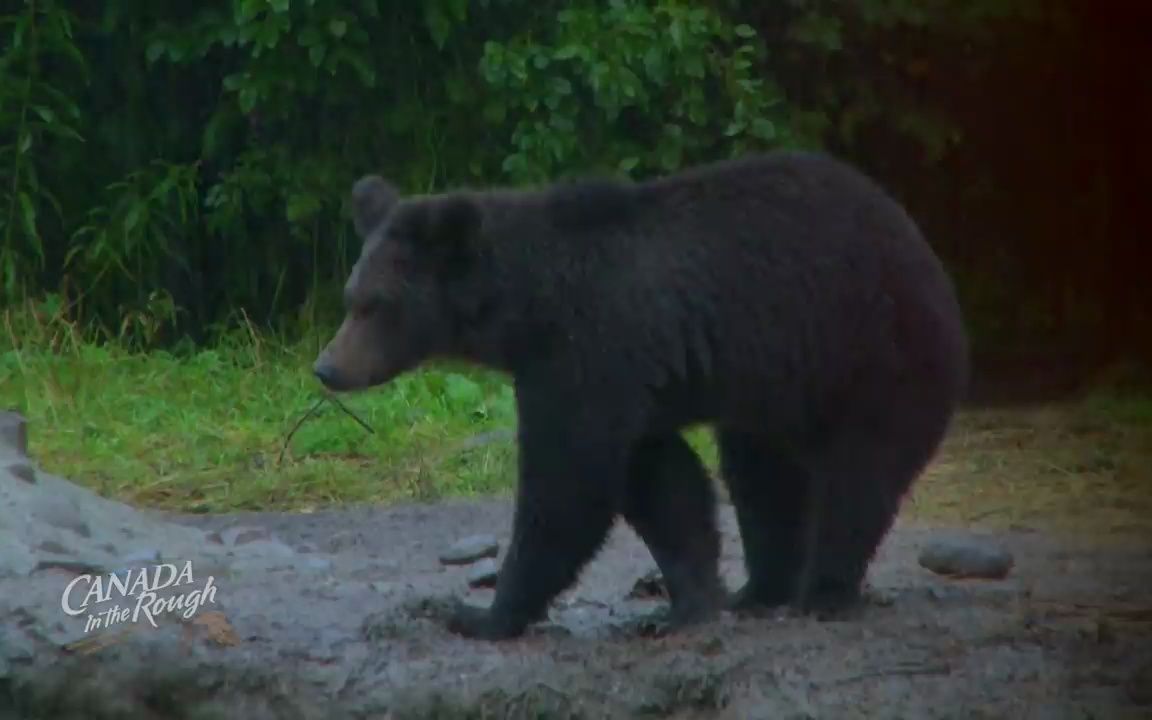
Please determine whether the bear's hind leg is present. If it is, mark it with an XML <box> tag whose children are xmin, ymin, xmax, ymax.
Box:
<box><xmin>717</xmin><ymin>429</ymin><xmax>811</xmax><ymax>612</ymax></box>
<box><xmin>791</xmin><ymin>375</ymin><xmax>956</xmax><ymax>617</ymax></box>
<box><xmin>622</xmin><ymin>434</ymin><xmax>723</xmax><ymax>626</ymax></box>
<box><xmin>793</xmin><ymin>415</ymin><xmax>946</xmax><ymax>616</ymax></box>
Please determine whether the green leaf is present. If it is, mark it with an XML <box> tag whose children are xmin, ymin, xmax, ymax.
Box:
<box><xmin>238</xmin><ymin>87</ymin><xmax>258</xmax><ymax>114</ymax></box>
<box><xmin>424</xmin><ymin>5</ymin><xmax>451</xmax><ymax>50</ymax></box>
<box><xmin>734</xmin><ymin>24</ymin><xmax>756</xmax><ymax>39</ymax></box>
<box><xmin>554</xmin><ymin>45</ymin><xmax>582</xmax><ymax>61</ymax></box>
<box><xmin>17</xmin><ymin>192</ymin><xmax>38</xmax><ymax>241</ymax></box>
<box><xmin>146</xmin><ymin>41</ymin><xmax>166</xmax><ymax>63</ymax></box>
<box><xmin>298</xmin><ymin>26</ymin><xmax>321</xmax><ymax>46</ymax></box>
<box><xmin>329</xmin><ymin>19</ymin><xmax>347</xmax><ymax>37</ymax></box>
<box><xmin>124</xmin><ymin>204</ymin><xmax>143</xmax><ymax>234</ymax></box>
<box><xmin>750</xmin><ymin>117</ymin><xmax>776</xmax><ymax>140</ymax></box>
<box><xmin>286</xmin><ymin>194</ymin><xmax>321</xmax><ymax>222</ymax></box>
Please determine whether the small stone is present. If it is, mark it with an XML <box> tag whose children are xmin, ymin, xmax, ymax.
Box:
<box><xmin>241</xmin><ymin>539</ymin><xmax>296</xmax><ymax>557</ymax></box>
<box><xmin>918</xmin><ymin>539</ymin><xmax>1014</xmax><ymax>579</ymax></box>
<box><xmin>628</xmin><ymin>569</ymin><xmax>667</xmax><ymax>599</ymax></box>
<box><xmin>326</xmin><ymin>531</ymin><xmax>364</xmax><ymax>552</ymax></box>
<box><xmin>220</xmin><ymin>526</ymin><xmax>270</xmax><ymax>546</ymax></box>
<box><xmin>467</xmin><ymin>558</ymin><xmax>500</xmax><ymax>588</ymax></box>
<box><xmin>0</xmin><ymin>411</ymin><xmax>28</xmax><ymax>455</ymax></box>
<box><xmin>6</xmin><ymin>462</ymin><xmax>35</xmax><ymax>483</ymax></box>
<box><xmin>439</xmin><ymin>535</ymin><xmax>500</xmax><ymax>566</ymax></box>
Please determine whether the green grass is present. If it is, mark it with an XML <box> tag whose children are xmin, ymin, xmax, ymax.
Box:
<box><xmin>1</xmin><ymin>305</ymin><xmax>529</xmax><ymax>512</ymax></box>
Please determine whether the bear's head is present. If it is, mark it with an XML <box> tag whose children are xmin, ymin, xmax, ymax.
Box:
<box><xmin>313</xmin><ymin>175</ymin><xmax>490</xmax><ymax>392</ymax></box>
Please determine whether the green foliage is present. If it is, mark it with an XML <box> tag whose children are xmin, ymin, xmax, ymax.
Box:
<box><xmin>0</xmin><ymin>0</ymin><xmax>1065</xmax><ymax>347</ymax></box>
<box><xmin>478</xmin><ymin>2</ymin><xmax>792</xmax><ymax>182</ymax></box>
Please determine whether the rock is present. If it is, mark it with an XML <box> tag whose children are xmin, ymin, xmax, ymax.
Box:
<box><xmin>0</xmin><ymin>411</ymin><xmax>28</xmax><ymax>455</ymax></box>
<box><xmin>33</xmin><ymin>557</ymin><xmax>107</xmax><ymax>575</ymax></box>
<box><xmin>628</xmin><ymin>569</ymin><xmax>667</xmax><ymax>599</ymax></box>
<box><xmin>220</xmin><ymin>525</ymin><xmax>271</xmax><ymax>546</ymax></box>
<box><xmin>36</xmin><ymin>540</ymin><xmax>72</xmax><ymax>555</ymax></box>
<box><xmin>121</xmin><ymin>548</ymin><xmax>162</xmax><ymax>566</ymax></box>
<box><xmin>326</xmin><ymin>530</ymin><xmax>364</xmax><ymax>552</ymax></box>
<box><xmin>107</xmin><ymin>548</ymin><xmax>163</xmax><ymax>579</ymax></box>
<box><xmin>439</xmin><ymin>534</ymin><xmax>500</xmax><ymax>566</ymax></box>
<box><xmin>918</xmin><ymin>539</ymin><xmax>1014</xmax><ymax>579</ymax></box>
<box><xmin>303</xmin><ymin>556</ymin><xmax>333</xmax><ymax>573</ymax></box>
<box><xmin>30</xmin><ymin>495</ymin><xmax>92</xmax><ymax>538</ymax></box>
<box><xmin>0</xmin><ymin>625</ymin><xmax>36</xmax><ymax>679</ymax></box>
<box><xmin>467</xmin><ymin>558</ymin><xmax>499</xmax><ymax>588</ymax></box>
<box><xmin>0</xmin><ymin>536</ymin><xmax>37</xmax><ymax>578</ymax></box>
<box><xmin>6</xmin><ymin>461</ymin><xmax>36</xmax><ymax>483</ymax></box>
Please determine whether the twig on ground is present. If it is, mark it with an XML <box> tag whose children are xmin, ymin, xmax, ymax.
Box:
<box><xmin>278</xmin><ymin>396</ymin><xmax>327</xmax><ymax>466</ymax></box>
<box><xmin>278</xmin><ymin>393</ymin><xmax>377</xmax><ymax>466</ymax></box>
<box><xmin>326</xmin><ymin>393</ymin><xmax>377</xmax><ymax>435</ymax></box>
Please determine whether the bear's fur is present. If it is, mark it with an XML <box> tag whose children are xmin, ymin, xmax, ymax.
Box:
<box><xmin>314</xmin><ymin>152</ymin><xmax>970</xmax><ymax>640</ymax></box>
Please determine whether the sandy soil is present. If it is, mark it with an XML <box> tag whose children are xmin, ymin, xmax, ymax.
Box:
<box><xmin>5</xmin><ymin>494</ymin><xmax>1150</xmax><ymax>720</ymax></box>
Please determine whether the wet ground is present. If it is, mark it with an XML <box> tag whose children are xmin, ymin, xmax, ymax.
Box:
<box><xmin>6</xmin><ymin>494</ymin><xmax>1150</xmax><ymax>720</ymax></box>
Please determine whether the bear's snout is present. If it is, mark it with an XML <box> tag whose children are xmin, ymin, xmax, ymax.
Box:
<box><xmin>312</xmin><ymin>362</ymin><xmax>349</xmax><ymax>392</ymax></box>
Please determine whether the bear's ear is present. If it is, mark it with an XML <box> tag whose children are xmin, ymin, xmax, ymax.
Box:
<box><xmin>426</xmin><ymin>194</ymin><xmax>483</xmax><ymax>273</ymax></box>
<box><xmin>351</xmin><ymin>175</ymin><xmax>399</xmax><ymax>238</ymax></box>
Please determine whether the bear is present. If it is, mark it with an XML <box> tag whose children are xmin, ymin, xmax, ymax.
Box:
<box><xmin>313</xmin><ymin>151</ymin><xmax>970</xmax><ymax>641</ymax></box>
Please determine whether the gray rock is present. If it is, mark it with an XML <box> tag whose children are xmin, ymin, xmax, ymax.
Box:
<box><xmin>919</xmin><ymin>539</ymin><xmax>1014</xmax><ymax>579</ymax></box>
<box><xmin>121</xmin><ymin>548</ymin><xmax>162</xmax><ymax>566</ymax></box>
<box><xmin>108</xmin><ymin>548</ymin><xmax>162</xmax><ymax>577</ymax></box>
<box><xmin>439</xmin><ymin>534</ymin><xmax>500</xmax><ymax>566</ymax></box>
<box><xmin>30</xmin><ymin>494</ymin><xmax>92</xmax><ymax>538</ymax></box>
<box><xmin>6</xmin><ymin>461</ymin><xmax>36</xmax><ymax>483</ymax></box>
<box><xmin>0</xmin><ymin>536</ymin><xmax>36</xmax><ymax>578</ymax></box>
<box><xmin>220</xmin><ymin>525</ymin><xmax>271</xmax><ymax>546</ymax></box>
<box><xmin>0</xmin><ymin>625</ymin><xmax>36</xmax><ymax>679</ymax></box>
<box><xmin>36</xmin><ymin>539</ymin><xmax>72</xmax><ymax>555</ymax></box>
<box><xmin>303</xmin><ymin>556</ymin><xmax>333</xmax><ymax>573</ymax></box>
<box><xmin>0</xmin><ymin>411</ymin><xmax>27</xmax><ymax>455</ymax></box>
<box><xmin>467</xmin><ymin>558</ymin><xmax>500</xmax><ymax>588</ymax></box>
<box><xmin>34</xmin><ymin>556</ymin><xmax>107</xmax><ymax>575</ymax></box>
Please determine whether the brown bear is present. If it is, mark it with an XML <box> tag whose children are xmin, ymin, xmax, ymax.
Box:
<box><xmin>314</xmin><ymin>151</ymin><xmax>969</xmax><ymax>640</ymax></box>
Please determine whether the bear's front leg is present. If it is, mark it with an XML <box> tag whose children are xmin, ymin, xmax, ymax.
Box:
<box><xmin>446</xmin><ymin>382</ymin><xmax>638</xmax><ymax>641</ymax></box>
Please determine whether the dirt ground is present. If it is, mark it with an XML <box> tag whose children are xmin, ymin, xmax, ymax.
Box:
<box><xmin>4</xmin><ymin>402</ymin><xmax>1152</xmax><ymax>720</ymax></box>
<box><xmin>6</xmin><ymin>506</ymin><xmax>1151</xmax><ymax>719</ymax></box>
